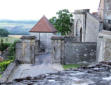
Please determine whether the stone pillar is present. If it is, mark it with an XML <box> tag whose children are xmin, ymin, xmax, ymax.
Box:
<box><xmin>16</xmin><ymin>36</ymin><xmax>36</xmax><ymax>64</ymax></box>
<box><xmin>51</xmin><ymin>36</ymin><xmax>65</xmax><ymax>64</ymax></box>
<box><xmin>97</xmin><ymin>30</ymin><xmax>111</xmax><ymax>62</ymax></box>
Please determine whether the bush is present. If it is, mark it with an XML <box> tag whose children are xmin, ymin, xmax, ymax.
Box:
<box><xmin>0</xmin><ymin>39</ymin><xmax>11</xmax><ymax>51</ymax></box>
<box><xmin>0</xmin><ymin>60</ymin><xmax>13</xmax><ymax>73</ymax></box>
<box><xmin>8</xmin><ymin>41</ymin><xmax>17</xmax><ymax>57</ymax></box>
<box><xmin>7</xmin><ymin>56</ymin><xmax>14</xmax><ymax>60</ymax></box>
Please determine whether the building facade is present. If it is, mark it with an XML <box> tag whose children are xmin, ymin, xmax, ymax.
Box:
<box><xmin>73</xmin><ymin>0</ymin><xmax>111</xmax><ymax>42</ymax></box>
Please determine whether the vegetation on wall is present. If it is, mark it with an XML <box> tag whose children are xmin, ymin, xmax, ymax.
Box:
<box><xmin>0</xmin><ymin>40</ymin><xmax>17</xmax><ymax>76</ymax></box>
<box><xmin>0</xmin><ymin>60</ymin><xmax>13</xmax><ymax>77</ymax></box>
<box><xmin>50</xmin><ymin>9</ymin><xmax>74</xmax><ymax>35</ymax></box>
<box><xmin>0</xmin><ymin>60</ymin><xmax>13</xmax><ymax>73</ymax></box>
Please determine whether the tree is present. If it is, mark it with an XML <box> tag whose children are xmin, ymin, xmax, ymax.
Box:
<box><xmin>0</xmin><ymin>29</ymin><xmax>9</xmax><ymax>37</ymax></box>
<box><xmin>50</xmin><ymin>9</ymin><xmax>73</xmax><ymax>35</ymax></box>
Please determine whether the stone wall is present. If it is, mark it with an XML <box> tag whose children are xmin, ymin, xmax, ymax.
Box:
<box><xmin>51</xmin><ymin>36</ymin><xmax>65</xmax><ymax>64</ymax></box>
<box><xmin>64</xmin><ymin>42</ymin><xmax>97</xmax><ymax>64</ymax></box>
<box><xmin>97</xmin><ymin>30</ymin><xmax>111</xmax><ymax>62</ymax></box>
<box><xmin>16</xmin><ymin>36</ymin><xmax>38</xmax><ymax>64</ymax></box>
<box><xmin>51</xmin><ymin>36</ymin><xmax>97</xmax><ymax>64</ymax></box>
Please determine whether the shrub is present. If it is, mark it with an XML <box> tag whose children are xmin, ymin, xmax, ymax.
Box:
<box><xmin>0</xmin><ymin>39</ymin><xmax>11</xmax><ymax>51</ymax></box>
<box><xmin>7</xmin><ymin>56</ymin><xmax>14</xmax><ymax>60</ymax></box>
<box><xmin>8</xmin><ymin>41</ymin><xmax>17</xmax><ymax>57</ymax></box>
<box><xmin>0</xmin><ymin>60</ymin><xmax>13</xmax><ymax>73</ymax></box>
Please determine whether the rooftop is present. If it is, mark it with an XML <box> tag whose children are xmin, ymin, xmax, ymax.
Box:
<box><xmin>30</xmin><ymin>16</ymin><xmax>57</xmax><ymax>33</ymax></box>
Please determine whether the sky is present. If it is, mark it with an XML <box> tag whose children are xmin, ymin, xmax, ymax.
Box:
<box><xmin>0</xmin><ymin>0</ymin><xmax>100</xmax><ymax>20</ymax></box>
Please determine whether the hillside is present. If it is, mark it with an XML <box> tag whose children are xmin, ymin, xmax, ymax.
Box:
<box><xmin>0</xmin><ymin>20</ymin><xmax>37</xmax><ymax>35</ymax></box>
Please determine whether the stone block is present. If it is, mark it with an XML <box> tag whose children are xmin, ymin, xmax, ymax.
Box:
<box><xmin>97</xmin><ymin>30</ymin><xmax>111</xmax><ymax>62</ymax></box>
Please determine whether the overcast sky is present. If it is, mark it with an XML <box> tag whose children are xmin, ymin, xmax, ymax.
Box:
<box><xmin>0</xmin><ymin>0</ymin><xmax>100</xmax><ymax>20</ymax></box>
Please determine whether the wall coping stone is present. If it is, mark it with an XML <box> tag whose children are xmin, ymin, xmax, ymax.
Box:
<box><xmin>21</xmin><ymin>36</ymin><xmax>36</xmax><ymax>40</ymax></box>
<box><xmin>51</xmin><ymin>36</ymin><xmax>64</xmax><ymax>40</ymax></box>
<box><xmin>74</xmin><ymin>9</ymin><xmax>90</xmax><ymax>14</ymax></box>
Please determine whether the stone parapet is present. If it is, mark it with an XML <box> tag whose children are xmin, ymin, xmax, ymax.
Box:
<box><xmin>21</xmin><ymin>36</ymin><xmax>36</xmax><ymax>40</ymax></box>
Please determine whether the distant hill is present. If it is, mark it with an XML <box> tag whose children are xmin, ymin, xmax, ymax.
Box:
<box><xmin>0</xmin><ymin>20</ymin><xmax>37</xmax><ymax>24</ymax></box>
<box><xmin>0</xmin><ymin>20</ymin><xmax>37</xmax><ymax>35</ymax></box>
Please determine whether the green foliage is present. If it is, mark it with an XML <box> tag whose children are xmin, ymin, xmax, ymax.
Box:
<box><xmin>0</xmin><ymin>39</ymin><xmax>11</xmax><ymax>51</ymax></box>
<box><xmin>0</xmin><ymin>60</ymin><xmax>13</xmax><ymax>73</ymax></box>
<box><xmin>0</xmin><ymin>37</ymin><xmax>17</xmax><ymax>76</ymax></box>
<box><xmin>0</xmin><ymin>37</ymin><xmax>19</xmax><ymax>43</ymax></box>
<box><xmin>50</xmin><ymin>9</ymin><xmax>73</xmax><ymax>35</ymax></box>
<box><xmin>0</xmin><ymin>74</ymin><xmax>2</xmax><ymax>78</ymax></box>
<box><xmin>0</xmin><ymin>29</ymin><xmax>9</xmax><ymax>37</ymax></box>
<box><xmin>63</xmin><ymin>64</ymin><xmax>80</xmax><ymax>70</ymax></box>
<box><xmin>0</xmin><ymin>38</ymin><xmax>17</xmax><ymax>60</ymax></box>
<box><xmin>8</xmin><ymin>41</ymin><xmax>17</xmax><ymax>57</ymax></box>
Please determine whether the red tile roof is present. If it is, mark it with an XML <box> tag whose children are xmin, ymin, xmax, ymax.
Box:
<box><xmin>30</xmin><ymin>16</ymin><xmax>57</xmax><ymax>33</ymax></box>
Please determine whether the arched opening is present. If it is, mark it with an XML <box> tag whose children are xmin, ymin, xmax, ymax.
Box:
<box><xmin>75</xmin><ymin>19</ymin><xmax>82</xmax><ymax>37</ymax></box>
<box><xmin>80</xmin><ymin>28</ymin><xmax>82</xmax><ymax>42</ymax></box>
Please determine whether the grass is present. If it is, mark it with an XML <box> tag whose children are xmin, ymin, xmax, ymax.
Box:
<box><xmin>0</xmin><ymin>36</ymin><xmax>20</xmax><ymax>43</ymax></box>
<box><xmin>63</xmin><ymin>64</ymin><xmax>80</xmax><ymax>70</ymax></box>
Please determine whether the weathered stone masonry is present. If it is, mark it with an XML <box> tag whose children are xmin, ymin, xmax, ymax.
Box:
<box><xmin>51</xmin><ymin>36</ymin><xmax>97</xmax><ymax>64</ymax></box>
<box><xmin>97</xmin><ymin>30</ymin><xmax>111</xmax><ymax>62</ymax></box>
<box><xmin>51</xmin><ymin>36</ymin><xmax>65</xmax><ymax>64</ymax></box>
<box><xmin>16</xmin><ymin>36</ymin><xmax>37</xmax><ymax>64</ymax></box>
<box><xmin>64</xmin><ymin>42</ymin><xmax>96</xmax><ymax>64</ymax></box>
